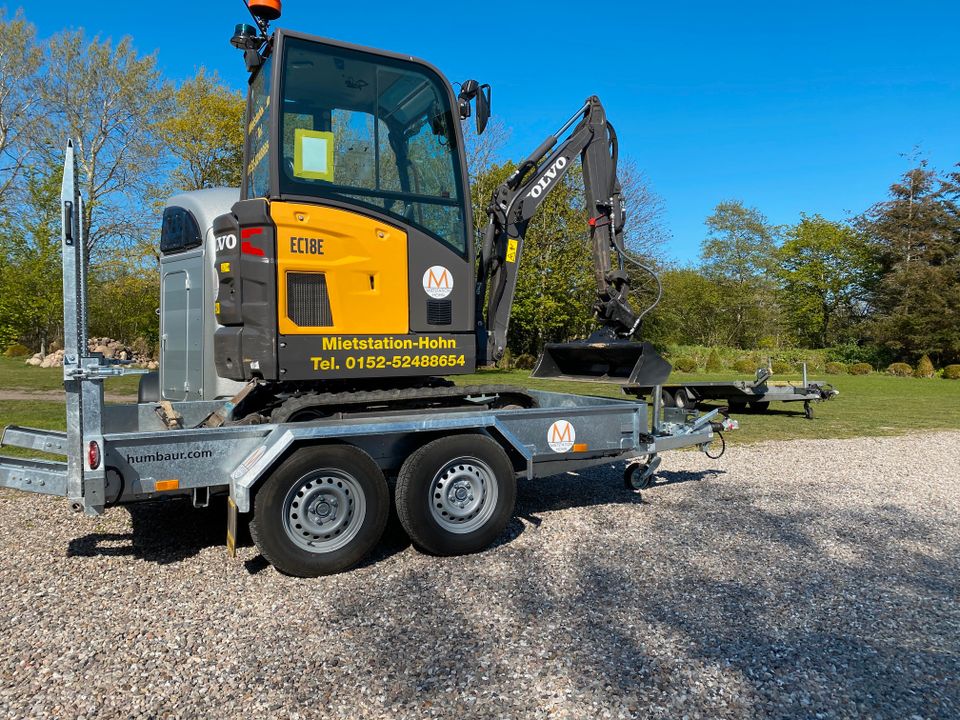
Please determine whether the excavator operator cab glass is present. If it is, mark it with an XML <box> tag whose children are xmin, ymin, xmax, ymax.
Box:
<box><xmin>242</xmin><ymin>32</ymin><xmax>471</xmax><ymax>255</ymax></box>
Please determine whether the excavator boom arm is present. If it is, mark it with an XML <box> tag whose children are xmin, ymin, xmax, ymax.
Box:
<box><xmin>475</xmin><ymin>96</ymin><xmax>659</xmax><ymax>364</ymax></box>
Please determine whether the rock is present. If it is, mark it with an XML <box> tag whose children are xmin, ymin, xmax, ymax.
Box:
<box><xmin>26</xmin><ymin>357</ymin><xmax>42</xmax><ymax>366</ymax></box>
<box><xmin>119</xmin><ymin>350</ymin><xmax>129</xmax><ymax>361</ymax></box>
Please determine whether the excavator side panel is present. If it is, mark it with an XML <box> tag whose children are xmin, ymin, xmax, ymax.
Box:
<box><xmin>272</xmin><ymin>202</ymin><xmax>409</xmax><ymax>336</ymax></box>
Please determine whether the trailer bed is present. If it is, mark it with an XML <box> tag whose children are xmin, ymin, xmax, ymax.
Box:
<box><xmin>627</xmin><ymin>367</ymin><xmax>838</xmax><ymax>418</ymax></box>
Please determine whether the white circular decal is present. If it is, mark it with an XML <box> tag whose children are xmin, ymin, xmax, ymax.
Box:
<box><xmin>547</xmin><ymin>420</ymin><xmax>576</xmax><ymax>453</ymax></box>
<box><xmin>422</xmin><ymin>265</ymin><xmax>453</xmax><ymax>299</ymax></box>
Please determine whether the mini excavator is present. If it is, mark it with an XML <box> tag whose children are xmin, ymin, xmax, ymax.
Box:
<box><xmin>165</xmin><ymin>0</ymin><xmax>671</xmax><ymax>420</ymax></box>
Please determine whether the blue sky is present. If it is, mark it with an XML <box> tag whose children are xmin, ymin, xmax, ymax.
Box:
<box><xmin>18</xmin><ymin>1</ymin><xmax>960</xmax><ymax>263</ymax></box>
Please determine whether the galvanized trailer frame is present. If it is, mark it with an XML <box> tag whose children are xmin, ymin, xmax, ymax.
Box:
<box><xmin>0</xmin><ymin>144</ymin><xmax>726</xmax><ymax>566</ymax></box>
<box><xmin>629</xmin><ymin>367</ymin><xmax>838</xmax><ymax>419</ymax></box>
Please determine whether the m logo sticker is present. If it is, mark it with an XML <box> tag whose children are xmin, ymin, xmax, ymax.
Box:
<box><xmin>547</xmin><ymin>420</ymin><xmax>575</xmax><ymax>453</ymax></box>
<box><xmin>422</xmin><ymin>265</ymin><xmax>453</xmax><ymax>299</ymax></box>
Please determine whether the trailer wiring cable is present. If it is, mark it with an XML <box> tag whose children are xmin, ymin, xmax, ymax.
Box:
<box><xmin>703</xmin><ymin>430</ymin><xmax>725</xmax><ymax>460</ymax></box>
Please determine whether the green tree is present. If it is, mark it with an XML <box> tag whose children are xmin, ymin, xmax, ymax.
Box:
<box><xmin>157</xmin><ymin>68</ymin><xmax>244</xmax><ymax>191</ymax></box>
<box><xmin>644</xmin><ymin>267</ymin><xmax>729</xmax><ymax>347</ymax></box>
<box><xmin>859</xmin><ymin>162</ymin><xmax>960</xmax><ymax>364</ymax></box>
<box><xmin>776</xmin><ymin>215</ymin><xmax>872</xmax><ymax>348</ymax></box>
<box><xmin>88</xmin><ymin>262</ymin><xmax>159</xmax><ymax>343</ymax></box>
<box><xmin>0</xmin><ymin>160</ymin><xmax>63</xmax><ymax>352</ymax></box>
<box><xmin>35</xmin><ymin>30</ymin><xmax>172</xmax><ymax>254</ymax></box>
<box><xmin>701</xmin><ymin>200</ymin><xmax>780</xmax><ymax>347</ymax></box>
<box><xmin>0</xmin><ymin>9</ymin><xmax>42</xmax><ymax>200</ymax></box>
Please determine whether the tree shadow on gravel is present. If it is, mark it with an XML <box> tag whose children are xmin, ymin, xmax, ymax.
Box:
<box><xmin>550</xmin><ymin>481</ymin><xmax>960</xmax><ymax>718</ymax></box>
<box><xmin>295</xmin><ymin>461</ymin><xmax>958</xmax><ymax>718</ymax></box>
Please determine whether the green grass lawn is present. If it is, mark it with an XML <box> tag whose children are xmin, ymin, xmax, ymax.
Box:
<box><xmin>454</xmin><ymin>368</ymin><xmax>960</xmax><ymax>444</ymax></box>
<box><xmin>1</xmin><ymin>356</ymin><xmax>958</xmax><ymax>446</ymax></box>
<box><xmin>0</xmin><ymin>356</ymin><xmax>141</xmax><ymax>394</ymax></box>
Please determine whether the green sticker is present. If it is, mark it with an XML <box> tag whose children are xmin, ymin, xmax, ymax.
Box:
<box><xmin>294</xmin><ymin>128</ymin><xmax>335</xmax><ymax>181</ymax></box>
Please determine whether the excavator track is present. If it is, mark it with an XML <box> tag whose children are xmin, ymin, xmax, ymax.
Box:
<box><xmin>265</xmin><ymin>384</ymin><xmax>537</xmax><ymax>424</ymax></box>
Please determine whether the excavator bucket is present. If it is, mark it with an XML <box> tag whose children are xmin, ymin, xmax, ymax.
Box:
<box><xmin>531</xmin><ymin>340</ymin><xmax>672</xmax><ymax>386</ymax></box>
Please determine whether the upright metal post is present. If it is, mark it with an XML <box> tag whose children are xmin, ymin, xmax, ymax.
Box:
<box><xmin>60</xmin><ymin>141</ymin><xmax>105</xmax><ymax>515</ymax></box>
<box><xmin>651</xmin><ymin>385</ymin><xmax>662</xmax><ymax>434</ymax></box>
<box><xmin>61</xmin><ymin>141</ymin><xmax>83</xmax><ymax>504</ymax></box>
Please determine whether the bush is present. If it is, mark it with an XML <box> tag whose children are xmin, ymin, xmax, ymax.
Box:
<box><xmin>826</xmin><ymin>341</ymin><xmax>889</xmax><ymax>368</ymax></box>
<box><xmin>913</xmin><ymin>355</ymin><xmax>935</xmax><ymax>379</ymax></box>
<box><xmin>771</xmin><ymin>360</ymin><xmax>794</xmax><ymax>375</ymax></box>
<box><xmin>943</xmin><ymin>364</ymin><xmax>960</xmax><ymax>380</ymax></box>
<box><xmin>131</xmin><ymin>336</ymin><xmax>154</xmax><ymax>360</ymax></box>
<box><xmin>733</xmin><ymin>358</ymin><xmax>757</xmax><ymax>374</ymax></box>
<box><xmin>705</xmin><ymin>348</ymin><xmax>723</xmax><ymax>372</ymax></box>
<box><xmin>514</xmin><ymin>353</ymin><xmax>536</xmax><ymax>370</ymax></box>
<box><xmin>672</xmin><ymin>356</ymin><xmax>697</xmax><ymax>373</ymax></box>
<box><xmin>849</xmin><ymin>362</ymin><xmax>873</xmax><ymax>375</ymax></box>
<box><xmin>3</xmin><ymin>343</ymin><xmax>30</xmax><ymax>358</ymax></box>
<box><xmin>886</xmin><ymin>362</ymin><xmax>913</xmax><ymax>377</ymax></box>
<box><xmin>825</xmin><ymin>362</ymin><xmax>847</xmax><ymax>375</ymax></box>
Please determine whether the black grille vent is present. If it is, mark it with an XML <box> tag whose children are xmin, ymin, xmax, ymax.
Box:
<box><xmin>426</xmin><ymin>299</ymin><xmax>452</xmax><ymax>326</ymax></box>
<box><xmin>287</xmin><ymin>273</ymin><xmax>333</xmax><ymax>327</ymax></box>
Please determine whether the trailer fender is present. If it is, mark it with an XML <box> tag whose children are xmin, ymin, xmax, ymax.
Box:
<box><xmin>227</xmin><ymin>415</ymin><xmax>533</xmax><ymax>513</ymax></box>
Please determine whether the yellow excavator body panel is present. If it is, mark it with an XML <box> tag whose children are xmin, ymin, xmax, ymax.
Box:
<box><xmin>272</xmin><ymin>201</ymin><xmax>409</xmax><ymax>336</ymax></box>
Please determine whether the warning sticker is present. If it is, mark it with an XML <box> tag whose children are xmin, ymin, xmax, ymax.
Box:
<box><xmin>422</xmin><ymin>265</ymin><xmax>454</xmax><ymax>299</ymax></box>
<box><xmin>547</xmin><ymin>420</ymin><xmax>576</xmax><ymax>453</ymax></box>
<box><xmin>506</xmin><ymin>238</ymin><xmax>518</xmax><ymax>263</ymax></box>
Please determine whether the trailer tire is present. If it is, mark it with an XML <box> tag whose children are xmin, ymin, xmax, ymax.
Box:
<box><xmin>674</xmin><ymin>388</ymin><xmax>695</xmax><ymax>409</ymax></box>
<box><xmin>660</xmin><ymin>389</ymin><xmax>676</xmax><ymax>408</ymax></box>
<box><xmin>250</xmin><ymin>445</ymin><xmax>389</xmax><ymax>577</ymax></box>
<box><xmin>396</xmin><ymin>434</ymin><xmax>516</xmax><ymax>556</ymax></box>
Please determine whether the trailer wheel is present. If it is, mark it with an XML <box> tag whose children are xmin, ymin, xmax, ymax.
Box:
<box><xmin>674</xmin><ymin>388</ymin><xmax>695</xmax><ymax>409</ymax></box>
<box><xmin>395</xmin><ymin>434</ymin><xmax>516</xmax><ymax>556</ymax></box>
<box><xmin>250</xmin><ymin>445</ymin><xmax>389</xmax><ymax>577</ymax></box>
<box><xmin>660</xmin><ymin>389</ymin><xmax>676</xmax><ymax>408</ymax></box>
<box><xmin>749</xmin><ymin>401</ymin><xmax>770</xmax><ymax>412</ymax></box>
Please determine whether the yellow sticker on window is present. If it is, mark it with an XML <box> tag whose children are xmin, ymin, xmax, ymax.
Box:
<box><xmin>506</xmin><ymin>238</ymin><xmax>518</xmax><ymax>263</ymax></box>
<box><xmin>294</xmin><ymin>128</ymin><xmax>335</xmax><ymax>181</ymax></box>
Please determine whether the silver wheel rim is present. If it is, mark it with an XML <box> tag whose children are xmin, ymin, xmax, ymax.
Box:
<box><xmin>282</xmin><ymin>469</ymin><xmax>366</xmax><ymax>553</ymax></box>
<box><xmin>428</xmin><ymin>456</ymin><xmax>498</xmax><ymax>534</ymax></box>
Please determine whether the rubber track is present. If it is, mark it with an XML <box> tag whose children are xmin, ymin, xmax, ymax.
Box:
<box><xmin>269</xmin><ymin>384</ymin><xmax>535</xmax><ymax>424</ymax></box>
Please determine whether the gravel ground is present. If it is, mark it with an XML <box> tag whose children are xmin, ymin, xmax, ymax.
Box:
<box><xmin>1</xmin><ymin>431</ymin><xmax>958</xmax><ymax>719</ymax></box>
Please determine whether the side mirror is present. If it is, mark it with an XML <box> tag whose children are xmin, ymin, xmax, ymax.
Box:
<box><xmin>457</xmin><ymin>80</ymin><xmax>492</xmax><ymax>134</ymax></box>
<box><xmin>475</xmin><ymin>83</ymin><xmax>491</xmax><ymax>135</ymax></box>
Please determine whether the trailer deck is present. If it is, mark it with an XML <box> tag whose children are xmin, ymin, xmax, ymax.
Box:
<box><xmin>627</xmin><ymin>367</ymin><xmax>838</xmax><ymax>419</ymax></box>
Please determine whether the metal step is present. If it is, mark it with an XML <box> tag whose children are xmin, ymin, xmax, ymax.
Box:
<box><xmin>0</xmin><ymin>455</ymin><xmax>68</xmax><ymax>496</ymax></box>
<box><xmin>1</xmin><ymin>426</ymin><xmax>68</xmax><ymax>455</ymax></box>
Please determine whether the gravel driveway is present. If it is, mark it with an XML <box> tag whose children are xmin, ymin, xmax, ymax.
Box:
<box><xmin>1</xmin><ymin>431</ymin><xmax>957</xmax><ymax>719</ymax></box>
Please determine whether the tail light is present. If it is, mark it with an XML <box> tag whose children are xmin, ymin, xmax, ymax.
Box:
<box><xmin>88</xmin><ymin>440</ymin><xmax>101</xmax><ymax>470</ymax></box>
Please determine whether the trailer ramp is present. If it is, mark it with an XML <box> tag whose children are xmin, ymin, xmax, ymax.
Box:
<box><xmin>0</xmin><ymin>426</ymin><xmax>69</xmax><ymax>497</ymax></box>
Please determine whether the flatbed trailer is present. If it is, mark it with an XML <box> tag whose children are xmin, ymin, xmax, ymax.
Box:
<box><xmin>0</xmin><ymin>144</ymin><xmax>734</xmax><ymax>577</ymax></box>
<box><xmin>627</xmin><ymin>367</ymin><xmax>838</xmax><ymax>419</ymax></box>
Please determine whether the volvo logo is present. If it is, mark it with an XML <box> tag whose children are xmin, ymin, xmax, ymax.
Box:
<box><xmin>527</xmin><ymin>156</ymin><xmax>568</xmax><ymax>199</ymax></box>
